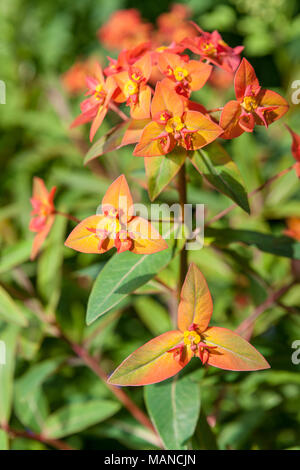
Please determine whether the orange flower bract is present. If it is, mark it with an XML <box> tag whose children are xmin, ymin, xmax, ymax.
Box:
<box><xmin>29</xmin><ymin>177</ymin><xmax>56</xmax><ymax>260</ymax></box>
<box><xmin>108</xmin><ymin>264</ymin><xmax>270</xmax><ymax>386</ymax></box>
<box><xmin>220</xmin><ymin>59</ymin><xmax>289</xmax><ymax>139</ymax></box>
<box><xmin>133</xmin><ymin>80</ymin><xmax>222</xmax><ymax>157</ymax></box>
<box><xmin>70</xmin><ymin>63</ymin><xmax>117</xmax><ymax>141</ymax></box>
<box><xmin>65</xmin><ymin>175</ymin><xmax>168</xmax><ymax>255</ymax></box>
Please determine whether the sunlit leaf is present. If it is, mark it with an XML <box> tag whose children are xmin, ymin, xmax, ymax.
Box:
<box><xmin>204</xmin><ymin>326</ymin><xmax>270</xmax><ymax>371</ymax></box>
<box><xmin>177</xmin><ymin>263</ymin><xmax>213</xmax><ymax>332</ymax></box>
<box><xmin>145</xmin><ymin>148</ymin><xmax>186</xmax><ymax>201</ymax></box>
<box><xmin>108</xmin><ymin>331</ymin><xmax>190</xmax><ymax>386</ymax></box>
<box><xmin>84</xmin><ymin>121</ymin><xmax>130</xmax><ymax>165</ymax></box>
<box><xmin>190</xmin><ymin>142</ymin><xmax>250</xmax><ymax>213</ymax></box>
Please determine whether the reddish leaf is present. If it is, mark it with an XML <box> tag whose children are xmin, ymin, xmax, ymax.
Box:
<box><xmin>177</xmin><ymin>263</ymin><xmax>213</xmax><ymax>333</ymax></box>
<box><xmin>107</xmin><ymin>330</ymin><xmax>190</xmax><ymax>386</ymax></box>
<box><xmin>234</xmin><ymin>58</ymin><xmax>260</xmax><ymax>102</ymax></box>
<box><xmin>204</xmin><ymin>326</ymin><xmax>270</xmax><ymax>371</ymax></box>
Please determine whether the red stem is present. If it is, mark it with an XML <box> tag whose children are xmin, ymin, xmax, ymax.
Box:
<box><xmin>54</xmin><ymin>211</ymin><xmax>81</xmax><ymax>223</ymax></box>
<box><xmin>235</xmin><ymin>281</ymin><xmax>295</xmax><ymax>338</ymax></box>
<box><xmin>1</xmin><ymin>422</ymin><xmax>74</xmax><ymax>451</ymax></box>
<box><xmin>109</xmin><ymin>103</ymin><xmax>129</xmax><ymax>121</ymax></box>
<box><xmin>205</xmin><ymin>165</ymin><xmax>295</xmax><ymax>227</ymax></box>
<box><xmin>59</xmin><ymin>333</ymin><xmax>161</xmax><ymax>445</ymax></box>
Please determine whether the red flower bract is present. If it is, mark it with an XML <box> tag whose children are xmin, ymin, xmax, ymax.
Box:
<box><xmin>133</xmin><ymin>80</ymin><xmax>222</xmax><ymax>157</ymax></box>
<box><xmin>70</xmin><ymin>63</ymin><xmax>117</xmax><ymax>141</ymax></box>
<box><xmin>220</xmin><ymin>58</ymin><xmax>289</xmax><ymax>139</ymax></box>
<box><xmin>29</xmin><ymin>177</ymin><xmax>56</xmax><ymax>260</ymax></box>
<box><xmin>65</xmin><ymin>175</ymin><xmax>168</xmax><ymax>255</ymax></box>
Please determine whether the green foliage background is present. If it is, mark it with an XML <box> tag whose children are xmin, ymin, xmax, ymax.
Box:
<box><xmin>0</xmin><ymin>0</ymin><xmax>299</xmax><ymax>450</ymax></box>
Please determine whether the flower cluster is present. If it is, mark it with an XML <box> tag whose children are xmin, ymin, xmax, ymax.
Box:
<box><xmin>28</xmin><ymin>8</ymin><xmax>295</xmax><ymax>389</ymax></box>
<box><xmin>69</xmin><ymin>10</ymin><xmax>288</xmax><ymax>162</ymax></box>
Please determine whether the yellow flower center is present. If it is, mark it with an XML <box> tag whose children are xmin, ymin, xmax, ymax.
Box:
<box><xmin>159</xmin><ymin>111</ymin><xmax>172</xmax><ymax>123</ymax></box>
<box><xmin>156</xmin><ymin>46</ymin><xmax>168</xmax><ymax>53</ymax></box>
<box><xmin>183</xmin><ymin>330</ymin><xmax>201</xmax><ymax>346</ymax></box>
<box><xmin>94</xmin><ymin>84</ymin><xmax>105</xmax><ymax>101</ymax></box>
<box><xmin>131</xmin><ymin>71</ymin><xmax>142</xmax><ymax>82</ymax></box>
<box><xmin>124</xmin><ymin>80</ymin><xmax>139</xmax><ymax>97</ymax></box>
<box><xmin>242</xmin><ymin>96</ymin><xmax>258</xmax><ymax>112</ymax></box>
<box><xmin>173</xmin><ymin>66</ymin><xmax>189</xmax><ymax>82</ymax></box>
<box><xmin>202</xmin><ymin>42</ymin><xmax>217</xmax><ymax>56</ymax></box>
<box><xmin>97</xmin><ymin>215</ymin><xmax>121</xmax><ymax>238</ymax></box>
<box><xmin>104</xmin><ymin>216</ymin><xmax>121</xmax><ymax>236</ymax></box>
<box><xmin>165</xmin><ymin>116</ymin><xmax>184</xmax><ymax>133</ymax></box>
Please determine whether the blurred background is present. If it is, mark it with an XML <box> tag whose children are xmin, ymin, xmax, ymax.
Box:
<box><xmin>0</xmin><ymin>0</ymin><xmax>299</xmax><ymax>450</ymax></box>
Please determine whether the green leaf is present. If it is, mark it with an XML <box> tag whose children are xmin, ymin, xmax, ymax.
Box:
<box><xmin>191</xmin><ymin>409</ymin><xmax>218</xmax><ymax>450</ymax></box>
<box><xmin>43</xmin><ymin>400</ymin><xmax>121</xmax><ymax>439</ymax></box>
<box><xmin>0</xmin><ymin>286</ymin><xmax>28</xmax><ymax>327</ymax></box>
<box><xmin>190</xmin><ymin>142</ymin><xmax>250</xmax><ymax>213</ymax></box>
<box><xmin>206</xmin><ymin>227</ymin><xmax>300</xmax><ymax>259</ymax></box>
<box><xmin>0</xmin><ymin>240</ymin><xmax>31</xmax><ymax>275</ymax></box>
<box><xmin>37</xmin><ymin>213</ymin><xmax>67</xmax><ymax>310</ymax></box>
<box><xmin>84</xmin><ymin>121</ymin><xmax>130</xmax><ymax>165</ymax></box>
<box><xmin>14</xmin><ymin>386</ymin><xmax>49</xmax><ymax>434</ymax></box>
<box><xmin>16</xmin><ymin>357</ymin><xmax>66</xmax><ymax>400</ymax></box>
<box><xmin>145</xmin><ymin>148</ymin><xmax>186</xmax><ymax>201</ymax></box>
<box><xmin>0</xmin><ymin>430</ymin><xmax>9</xmax><ymax>450</ymax></box>
<box><xmin>87</xmin><ymin>248</ymin><xmax>173</xmax><ymax>324</ymax></box>
<box><xmin>145</xmin><ymin>373</ymin><xmax>201</xmax><ymax>450</ymax></box>
<box><xmin>0</xmin><ymin>324</ymin><xmax>19</xmax><ymax>424</ymax></box>
<box><xmin>134</xmin><ymin>297</ymin><xmax>172</xmax><ymax>336</ymax></box>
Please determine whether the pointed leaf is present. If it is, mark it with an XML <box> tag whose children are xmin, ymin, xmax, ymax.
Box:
<box><xmin>204</xmin><ymin>326</ymin><xmax>270</xmax><ymax>371</ymax></box>
<box><xmin>16</xmin><ymin>358</ymin><xmax>66</xmax><ymax>400</ymax></box>
<box><xmin>0</xmin><ymin>325</ymin><xmax>19</xmax><ymax>424</ymax></box>
<box><xmin>84</xmin><ymin>121</ymin><xmax>130</xmax><ymax>165</ymax></box>
<box><xmin>145</xmin><ymin>373</ymin><xmax>201</xmax><ymax>450</ymax></box>
<box><xmin>177</xmin><ymin>263</ymin><xmax>213</xmax><ymax>333</ymax></box>
<box><xmin>0</xmin><ymin>286</ymin><xmax>28</xmax><ymax>327</ymax></box>
<box><xmin>65</xmin><ymin>215</ymin><xmax>115</xmax><ymax>254</ymax></box>
<box><xmin>206</xmin><ymin>227</ymin><xmax>300</xmax><ymax>259</ymax></box>
<box><xmin>102</xmin><ymin>174</ymin><xmax>134</xmax><ymax>220</ymax></box>
<box><xmin>128</xmin><ymin>217</ymin><xmax>169</xmax><ymax>254</ymax></box>
<box><xmin>0</xmin><ymin>240</ymin><xmax>31</xmax><ymax>275</ymax></box>
<box><xmin>234</xmin><ymin>58</ymin><xmax>259</xmax><ymax>102</ymax></box>
<box><xmin>191</xmin><ymin>409</ymin><xmax>218</xmax><ymax>450</ymax></box>
<box><xmin>145</xmin><ymin>148</ymin><xmax>186</xmax><ymax>201</ymax></box>
<box><xmin>43</xmin><ymin>400</ymin><xmax>121</xmax><ymax>439</ymax></box>
<box><xmin>108</xmin><ymin>331</ymin><xmax>189</xmax><ymax>386</ymax></box>
<box><xmin>190</xmin><ymin>142</ymin><xmax>250</xmax><ymax>213</ymax></box>
<box><xmin>87</xmin><ymin>248</ymin><xmax>173</xmax><ymax>324</ymax></box>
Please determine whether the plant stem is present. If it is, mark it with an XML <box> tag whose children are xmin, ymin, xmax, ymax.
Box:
<box><xmin>177</xmin><ymin>162</ymin><xmax>188</xmax><ymax>299</ymax></box>
<box><xmin>205</xmin><ymin>165</ymin><xmax>295</xmax><ymax>227</ymax></box>
<box><xmin>1</xmin><ymin>423</ymin><xmax>74</xmax><ymax>451</ymax></box>
<box><xmin>54</xmin><ymin>211</ymin><xmax>81</xmax><ymax>223</ymax></box>
<box><xmin>58</xmin><ymin>331</ymin><xmax>161</xmax><ymax>446</ymax></box>
<box><xmin>109</xmin><ymin>103</ymin><xmax>129</xmax><ymax>121</ymax></box>
<box><xmin>235</xmin><ymin>280</ymin><xmax>296</xmax><ymax>338</ymax></box>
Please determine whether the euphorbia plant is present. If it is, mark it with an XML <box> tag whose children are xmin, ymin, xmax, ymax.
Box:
<box><xmin>108</xmin><ymin>264</ymin><xmax>269</xmax><ymax>386</ymax></box>
<box><xmin>25</xmin><ymin>5</ymin><xmax>300</xmax><ymax>450</ymax></box>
